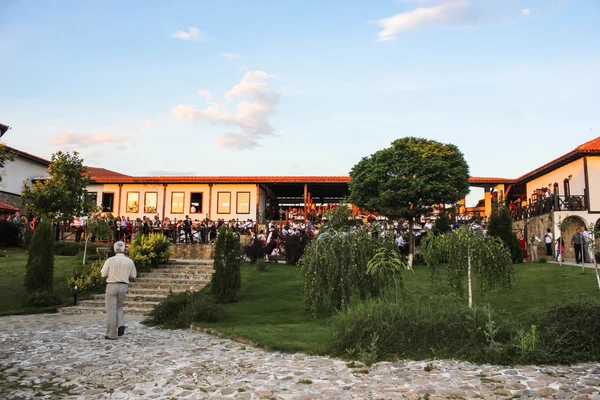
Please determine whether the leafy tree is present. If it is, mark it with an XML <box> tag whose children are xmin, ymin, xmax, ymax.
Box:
<box><xmin>24</xmin><ymin>219</ymin><xmax>54</xmax><ymax>293</ymax></box>
<box><xmin>348</xmin><ymin>137</ymin><xmax>470</xmax><ymax>255</ymax></box>
<box><xmin>21</xmin><ymin>151</ymin><xmax>90</xmax><ymax>222</ymax></box>
<box><xmin>321</xmin><ymin>203</ymin><xmax>362</xmax><ymax>232</ymax></box>
<box><xmin>211</xmin><ymin>226</ymin><xmax>241</xmax><ymax>303</ymax></box>
<box><xmin>434</xmin><ymin>211</ymin><xmax>453</xmax><ymax>235</ymax></box>
<box><xmin>0</xmin><ymin>144</ymin><xmax>15</xmax><ymax>183</ymax></box>
<box><xmin>366</xmin><ymin>246</ymin><xmax>405</xmax><ymax>304</ymax></box>
<box><xmin>421</xmin><ymin>225</ymin><xmax>515</xmax><ymax>307</ymax></box>
<box><xmin>487</xmin><ymin>201</ymin><xmax>523</xmax><ymax>263</ymax></box>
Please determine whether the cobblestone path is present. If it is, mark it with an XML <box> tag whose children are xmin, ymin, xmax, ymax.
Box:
<box><xmin>1</xmin><ymin>314</ymin><xmax>599</xmax><ymax>399</ymax></box>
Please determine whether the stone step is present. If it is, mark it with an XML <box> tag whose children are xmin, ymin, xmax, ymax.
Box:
<box><xmin>78</xmin><ymin>299</ymin><xmax>158</xmax><ymax>309</ymax></box>
<box><xmin>125</xmin><ymin>287</ymin><xmax>195</xmax><ymax>295</ymax></box>
<box><xmin>128</xmin><ymin>282</ymin><xmax>208</xmax><ymax>291</ymax></box>
<box><xmin>135</xmin><ymin>276</ymin><xmax>210</xmax><ymax>283</ymax></box>
<box><xmin>154</xmin><ymin>264</ymin><xmax>214</xmax><ymax>271</ymax></box>
<box><xmin>165</xmin><ymin>259</ymin><xmax>214</xmax><ymax>265</ymax></box>
<box><xmin>139</xmin><ymin>270</ymin><xmax>213</xmax><ymax>277</ymax></box>
<box><xmin>58</xmin><ymin>306</ymin><xmax>150</xmax><ymax>316</ymax></box>
<box><xmin>91</xmin><ymin>293</ymin><xmax>177</xmax><ymax>302</ymax></box>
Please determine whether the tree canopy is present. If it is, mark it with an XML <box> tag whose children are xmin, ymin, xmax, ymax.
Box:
<box><xmin>348</xmin><ymin>137</ymin><xmax>470</xmax><ymax>222</ymax></box>
<box><xmin>21</xmin><ymin>151</ymin><xmax>90</xmax><ymax>221</ymax></box>
<box><xmin>0</xmin><ymin>144</ymin><xmax>15</xmax><ymax>183</ymax></box>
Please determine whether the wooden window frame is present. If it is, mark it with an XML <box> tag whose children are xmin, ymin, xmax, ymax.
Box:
<box><xmin>126</xmin><ymin>192</ymin><xmax>140</xmax><ymax>213</ymax></box>
<box><xmin>171</xmin><ymin>192</ymin><xmax>185</xmax><ymax>214</ymax></box>
<box><xmin>190</xmin><ymin>192</ymin><xmax>203</xmax><ymax>214</ymax></box>
<box><xmin>101</xmin><ymin>192</ymin><xmax>114</xmax><ymax>212</ymax></box>
<box><xmin>236</xmin><ymin>191</ymin><xmax>251</xmax><ymax>214</ymax></box>
<box><xmin>217</xmin><ymin>191</ymin><xmax>231</xmax><ymax>214</ymax></box>
<box><xmin>144</xmin><ymin>192</ymin><xmax>158</xmax><ymax>214</ymax></box>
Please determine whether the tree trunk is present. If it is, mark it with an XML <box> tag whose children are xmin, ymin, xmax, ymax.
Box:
<box><xmin>467</xmin><ymin>252</ymin><xmax>473</xmax><ymax>308</ymax></box>
<box><xmin>83</xmin><ymin>235</ymin><xmax>88</xmax><ymax>265</ymax></box>
<box><xmin>408</xmin><ymin>218</ymin><xmax>414</xmax><ymax>270</ymax></box>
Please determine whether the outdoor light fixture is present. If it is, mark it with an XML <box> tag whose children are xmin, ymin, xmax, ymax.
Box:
<box><xmin>72</xmin><ymin>285</ymin><xmax>80</xmax><ymax>305</ymax></box>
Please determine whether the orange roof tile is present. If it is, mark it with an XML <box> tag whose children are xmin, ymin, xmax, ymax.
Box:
<box><xmin>89</xmin><ymin>175</ymin><xmax>351</xmax><ymax>184</ymax></box>
<box><xmin>85</xmin><ymin>166</ymin><xmax>130</xmax><ymax>178</ymax></box>
<box><xmin>0</xmin><ymin>201</ymin><xmax>19</xmax><ymax>212</ymax></box>
<box><xmin>469</xmin><ymin>177</ymin><xmax>516</xmax><ymax>184</ymax></box>
<box><xmin>576</xmin><ymin>136</ymin><xmax>600</xmax><ymax>152</ymax></box>
<box><xmin>4</xmin><ymin>146</ymin><xmax>50</xmax><ymax>166</ymax></box>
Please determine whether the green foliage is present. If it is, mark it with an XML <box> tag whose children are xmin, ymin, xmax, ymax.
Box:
<box><xmin>21</xmin><ymin>151</ymin><xmax>90</xmax><ymax>222</ymax></box>
<box><xmin>299</xmin><ymin>228</ymin><xmax>385</xmax><ymax>315</ymax></box>
<box><xmin>128</xmin><ymin>233</ymin><xmax>171</xmax><ymax>272</ymax></box>
<box><xmin>67</xmin><ymin>259</ymin><xmax>105</xmax><ymax>293</ymax></box>
<box><xmin>143</xmin><ymin>290</ymin><xmax>222</xmax><ymax>328</ymax></box>
<box><xmin>366</xmin><ymin>247</ymin><xmax>405</xmax><ymax>304</ymax></box>
<box><xmin>211</xmin><ymin>226</ymin><xmax>242</xmax><ymax>303</ymax></box>
<box><xmin>329</xmin><ymin>296</ymin><xmax>492</xmax><ymax>362</ymax></box>
<box><xmin>487</xmin><ymin>201</ymin><xmax>523</xmax><ymax>264</ymax></box>
<box><xmin>348</xmin><ymin>137</ymin><xmax>470</xmax><ymax>222</ymax></box>
<box><xmin>421</xmin><ymin>226</ymin><xmax>515</xmax><ymax>302</ymax></box>
<box><xmin>25</xmin><ymin>290</ymin><xmax>61</xmax><ymax>307</ymax></box>
<box><xmin>0</xmin><ymin>220</ymin><xmax>19</xmax><ymax>247</ymax></box>
<box><xmin>24</xmin><ymin>220</ymin><xmax>54</xmax><ymax>293</ymax></box>
<box><xmin>0</xmin><ymin>144</ymin><xmax>15</xmax><ymax>184</ymax></box>
<box><xmin>86</xmin><ymin>214</ymin><xmax>111</xmax><ymax>241</ymax></box>
<box><xmin>54</xmin><ymin>242</ymin><xmax>81</xmax><ymax>256</ymax></box>
<box><xmin>321</xmin><ymin>204</ymin><xmax>362</xmax><ymax>232</ymax></box>
<box><xmin>433</xmin><ymin>212</ymin><xmax>452</xmax><ymax>235</ymax></box>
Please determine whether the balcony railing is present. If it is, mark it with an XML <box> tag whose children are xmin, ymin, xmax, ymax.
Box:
<box><xmin>511</xmin><ymin>194</ymin><xmax>587</xmax><ymax>221</ymax></box>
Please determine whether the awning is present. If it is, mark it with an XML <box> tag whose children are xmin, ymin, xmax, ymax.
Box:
<box><xmin>0</xmin><ymin>202</ymin><xmax>19</xmax><ymax>212</ymax></box>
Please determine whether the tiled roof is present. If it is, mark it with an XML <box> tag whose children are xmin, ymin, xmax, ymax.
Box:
<box><xmin>85</xmin><ymin>166</ymin><xmax>130</xmax><ymax>179</ymax></box>
<box><xmin>469</xmin><ymin>177</ymin><xmax>516</xmax><ymax>184</ymax></box>
<box><xmin>0</xmin><ymin>201</ymin><xmax>19</xmax><ymax>212</ymax></box>
<box><xmin>89</xmin><ymin>175</ymin><xmax>352</xmax><ymax>184</ymax></box>
<box><xmin>576</xmin><ymin>136</ymin><xmax>600</xmax><ymax>152</ymax></box>
<box><xmin>4</xmin><ymin>146</ymin><xmax>50</xmax><ymax>166</ymax></box>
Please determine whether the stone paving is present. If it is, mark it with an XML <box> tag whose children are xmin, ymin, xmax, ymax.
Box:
<box><xmin>1</xmin><ymin>314</ymin><xmax>599</xmax><ymax>399</ymax></box>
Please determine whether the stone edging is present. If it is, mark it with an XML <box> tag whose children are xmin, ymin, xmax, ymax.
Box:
<box><xmin>189</xmin><ymin>324</ymin><xmax>266</xmax><ymax>349</ymax></box>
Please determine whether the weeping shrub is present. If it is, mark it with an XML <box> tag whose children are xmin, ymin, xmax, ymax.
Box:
<box><xmin>128</xmin><ymin>233</ymin><xmax>171</xmax><ymax>271</ymax></box>
<box><xmin>24</xmin><ymin>220</ymin><xmax>54</xmax><ymax>293</ymax></box>
<box><xmin>211</xmin><ymin>226</ymin><xmax>241</xmax><ymax>303</ymax></box>
<box><xmin>143</xmin><ymin>290</ymin><xmax>221</xmax><ymax>328</ymax></box>
<box><xmin>299</xmin><ymin>227</ymin><xmax>386</xmax><ymax>315</ymax></box>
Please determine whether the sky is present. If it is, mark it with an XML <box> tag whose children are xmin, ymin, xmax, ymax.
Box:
<box><xmin>1</xmin><ymin>0</ymin><xmax>599</xmax><ymax>189</ymax></box>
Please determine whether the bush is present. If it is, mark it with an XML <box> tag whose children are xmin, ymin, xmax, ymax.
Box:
<box><xmin>25</xmin><ymin>291</ymin><xmax>62</xmax><ymax>307</ymax></box>
<box><xmin>128</xmin><ymin>233</ymin><xmax>171</xmax><ymax>271</ymax></box>
<box><xmin>211</xmin><ymin>227</ymin><xmax>241</xmax><ymax>303</ymax></box>
<box><xmin>299</xmin><ymin>227</ymin><xmax>385</xmax><ymax>315</ymax></box>
<box><xmin>54</xmin><ymin>241</ymin><xmax>81</xmax><ymax>256</ymax></box>
<box><xmin>516</xmin><ymin>298</ymin><xmax>600</xmax><ymax>364</ymax></box>
<box><xmin>67</xmin><ymin>259</ymin><xmax>106</xmax><ymax>293</ymax></box>
<box><xmin>329</xmin><ymin>296</ymin><xmax>495</xmax><ymax>362</ymax></box>
<box><xmin>24</xmin><ymin>220</ymin><xmax>55</xmax><ymax>293</ymax></box>
<box><xmin>488</xmin><ymin>201</ymin><xmax>523</xmax><ymax>263</ymax></box>
<box><xmin>284</xmin><ymin>232</ymin><xmax>308</xmax><ymax>265</ymax></box>
<box><xmin>143</xmin><ymin>290</ymin><xmax>222</xmax><ymax>328</ymax></box>
<box><xmin>0</xmin><ymin>220</ymin><xmax>19</xmax><ymax>247</ymax></box>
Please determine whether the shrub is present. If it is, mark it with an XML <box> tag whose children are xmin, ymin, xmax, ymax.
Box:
<box><xmin>517</xmin><ymin>298</ymin><xmax>600</xmax><ymax>364</ymax></box>
<box><xmin>67</xmin><ymin>259</ymin><xmax>105</xmax><ymax>293</ymax></box>
<box><xmin>299</xmin><ymin>227</ymin><xmax>385</xmax><ymax>315</ymax></box>
<box><xmin>24</xmin><ymin>220</ymin><xmax>55</xmax><ymax>293</ymax></box>
<box><xmin>25</xmin><ymin>290</ymin><xmax>62</xmax><ymax>307</ymax></box>
<box><xmin>54</xmin><ymin>241</ymin><xmax>81</xmax><ymax>256</ymax></box>
<box><xmin>0</xmin><ymin>220</ymin><xmax>19</xmax><ymax>247</ymax></box>
<box><xmin>284</xmin><ymin>232</ymin><xmax>308</xmax><ymax>265</ymax></box>
<box><xmin>143</xmin><ymin>290</ymin><xmax>221</xmax><ymax>328</ymax></box>
<box><xmin>329</xmin><ymin>296</ymin><xmax>492</xmax><ymax>362</ymax></box>
<box><xmin>211</xmin><ymin>227</ymin><xmax>241</xmax><ymax>303</ymax></box>
<box><xmin>487</xmin><ymin>201</ymin><xmax>523</xmax><ymax>263</ymax></box>
<box><xmin>538</xmin><ymin>257</ymin><xmax>547</xmax><ymax>263</ymax></box>
<box><xmin>128</xmin><ymin>233</ymin><xmax>171</xmax><ymax>271</ymax></box>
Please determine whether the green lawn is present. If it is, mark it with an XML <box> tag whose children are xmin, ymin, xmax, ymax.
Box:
<box><xmin>0</xmin><ymin>248</ymin><xmax>86</xmax><ymax>315</ymax></box>
<box><xmin>198</xmin><ymin>262</ymin><xmax>600</xmax><ymax>354</ymax></box>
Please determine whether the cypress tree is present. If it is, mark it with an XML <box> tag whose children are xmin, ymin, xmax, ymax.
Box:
<box><xmin>434</xmin><ymin>212</ymin><xmax>452</xmax><ymax>235</ymax></box>
<box><xmin>211</xmin><ymin>226</ymin><xmax>241</xmax><ymax>303</ymax></box>
<box><xmin>487</xmin><ymin>201</ymin><xmax>523</xmax><ymax>263</ymax></box>
<box><xmin>24</xmin><ymin>219</ymin><xmax>55</xmax><ymax>292</ymax></box>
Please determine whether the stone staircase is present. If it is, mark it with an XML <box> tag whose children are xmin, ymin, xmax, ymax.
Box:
<box><xmin>58</xmin><ymin>259</ymin><xmax>214</xmax><ymax>316</ymax></box>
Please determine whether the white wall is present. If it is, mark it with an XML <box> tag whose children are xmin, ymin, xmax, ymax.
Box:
<box><xmin>586</xmin><ymin>156</ymin><xmax>600</xmax><ymax>211</ymax></box>
<box><xmin>0</xmin><ymin>157</ymin><xmax>48</xmax><ymax>195</ymax></box>
<box><xmin>526</xmin><ymin>158</ymin><xmax>585</xmax><ymax>201</ymax></box>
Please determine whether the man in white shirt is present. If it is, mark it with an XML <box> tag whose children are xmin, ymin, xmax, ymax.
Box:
<box><xmin>582</xmin><ymin>226</ymin><xmax>590</xmax><ymax>263</ymax></box>
<box><xmin>101</xmin><ymin>241</ymin><xmax>137</xmax><ymax>340</ymax></box>
<box><xmin>544</xmin><ymin>228</ymin><xmax>553</xmax><ymax>257</ymax></box>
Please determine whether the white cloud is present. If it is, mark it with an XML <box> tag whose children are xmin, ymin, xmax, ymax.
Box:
<box><xmin>376</xmin><ymin>0</ymin><xmax>470</xmax><ymax>40</ymax></box>
<box><xmin>172</xmin><ymin>71</ymin><xmax>281</xmax><ymax>150</ymax></box>
<box><xmin>50</xmin><ymin>132</ymin><xmax>127</xmax><ymax>147</ymax></box>
<box><xmin>522</xmin><ymin>8</ymin><xmax>531</xmax><ymax>15</ymax></box>
<box><xmin>171</xmin><ymin>27</ymin><xmax>206</xmax><ymax>42</ymax></box>
<box><xmin>219</xmin><ymin>52</ymin><xmax>236</xmax><ymax>60</ymax></box>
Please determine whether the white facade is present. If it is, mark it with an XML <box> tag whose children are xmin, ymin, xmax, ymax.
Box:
<box><xmin>525</xmin><ymin>158</ymin><xmax>586</xmax><ymax>201</ymax></box>
<box><xmin>0</xmin><ymin>154</ymin><xmax>48</xmax><ymax>200</ymax></box>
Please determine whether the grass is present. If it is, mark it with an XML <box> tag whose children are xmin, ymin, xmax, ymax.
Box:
<box><xmin>196</xmin><ymin>261</ymin><xmax>600</xmax><ymax>354</ymax></box>
<box><xmin>197</xmin><ymin>263</ymin><xmax>330</xmax><ymax>354</ymax></box>
<box><xmin>0</xmin><ymin>248</ymin><xmax>88</xmax><ymax>315</ymax></box>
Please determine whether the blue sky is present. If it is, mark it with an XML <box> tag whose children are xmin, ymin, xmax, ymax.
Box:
<box><xmin>1</xmin><ymin>0</ymin><xmax>599</xmax><ymax>186</ymax></box>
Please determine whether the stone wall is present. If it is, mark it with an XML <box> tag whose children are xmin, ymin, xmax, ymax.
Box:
<box><xmin>0</xmin><ymin>192</ymin><xmax>23</xmax><ymax>209</ymax></box>
<box><xmin>169</xmin><ymin>244</ymin><xmax>215</xmax><ymax>260</ymax></box>
<box><xmin>512</xmin><ymin>214</ymin><xmax>554</xmax><ymax>261</ymax></box>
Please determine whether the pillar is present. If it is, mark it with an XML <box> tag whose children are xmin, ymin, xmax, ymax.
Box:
<box><xmin>484</xmin><ymin>187</ymin><xmax>492</xmax><ymax>218</ymax></box>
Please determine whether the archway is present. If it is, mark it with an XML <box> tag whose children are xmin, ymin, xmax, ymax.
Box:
<box><xmin>560</xmin><ymin>216</ymin><xmax>587</xmax><ymax>262</ymax></box>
